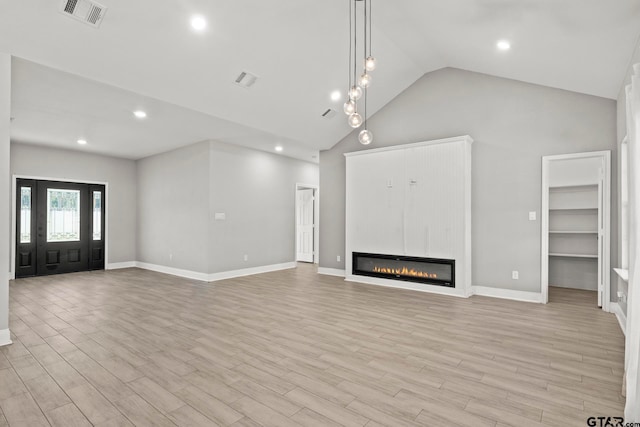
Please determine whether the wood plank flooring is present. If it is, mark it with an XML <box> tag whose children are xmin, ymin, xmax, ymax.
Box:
<box><xmin>1</xmin><ymin>264</ymin><xmax>625</xmax><ymax>426</ymax></box>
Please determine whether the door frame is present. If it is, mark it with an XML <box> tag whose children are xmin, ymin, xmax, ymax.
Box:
<box><xmin>540</xmin><ymin>150</ymin><xmax>611</xmax><ymax>311</ymax></box>
<box><xmin>295</xmin><ymin>183</ymin><xmax>319</xmax><ymax>264</ymax></box>
<box><xmin>11</xmin><ymin>175</ymin><xmax>109</xmax><ymax>279</ymax></box>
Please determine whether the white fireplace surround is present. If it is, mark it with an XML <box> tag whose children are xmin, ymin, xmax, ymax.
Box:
<box><xmin>345</xmin><ymin>135</ymin><xmax>473</xmax><ymax>297</ymax></box>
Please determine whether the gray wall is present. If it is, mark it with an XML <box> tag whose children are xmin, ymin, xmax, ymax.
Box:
<box><xmin>615</xmin><ymin>42</ymin><xmax>640</xmax><ymax>315</ymax></box>
<box><xmin>320</xmin><ymin>67</ymin><xmax>617</xmax><ymax>293</ymax></box>
<box><xmin>137</xmin><ymin>141</ymin><xmax>210</xmax><ymax>273</ymax></box>
<box><xmin>137</xmin><ymin>140</ymin><xmax>319</xmax><ymax>275</ymax></box>
<box><xmin>0</xmin><ymin>53</ymin><xmax>10</xmax><ymax>333</ymax></box>
<box><xmin>10</xmin><ymin>143</ymin><xmax>137</xmax><ymax>265</ymax></box>
<box><xmin>208</xmin><ymin>142</ymin><xmax>318</xmax><ymax>273</ymax></box>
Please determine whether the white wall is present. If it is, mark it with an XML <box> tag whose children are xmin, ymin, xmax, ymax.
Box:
<box><xmin>0</xmin><ymin>53</ymin><xmax>11</xmax><ymax>341</ymax></box>
<box><xmin>137</xmin><ymin>141</ymin><xmax>210</xmax><ymax>273</ymax></box>
<box><xmin>209</xmin><ymin>142</ymin><xmax>318</xmax><ymax>273</ymax></box>
<box><xmin>320</xmin><ymin>68</ymin><xmax>617</xmax><ymax>294</ymax></box>
<box><xmin>10</xmin><ymin>143</ymin><xmax>137</xmax><ymax>265</ymax></box>
<box><xmin>136</xmin><ymin>140</ymin><xmax>319</xmax><ymax>275</ymax></box>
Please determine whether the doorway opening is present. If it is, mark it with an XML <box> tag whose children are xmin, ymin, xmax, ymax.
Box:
<box><xmin>541</xmin><ymin>151</ymin><xmax>611</xmax><ymax>310</ymax></box>
<box><xmin>15</xmin><ymin>179</ymin><xmax>106</xmax><ymax>278</ymax></box>
<box><xmin>295</xmin><ymin>184</ymin><xmax>318</xmax><ymax>264</ymax></box>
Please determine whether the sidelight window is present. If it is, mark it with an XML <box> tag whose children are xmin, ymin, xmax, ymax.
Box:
<box><xmin>20</xmin><ymin>187</ymin><xmax>31</xmax><ymax>243</ymax></box>
<box><xmin>93</xmin><ymin>191</ymin><xmax>102</xmax><ymax>240</ymax></box>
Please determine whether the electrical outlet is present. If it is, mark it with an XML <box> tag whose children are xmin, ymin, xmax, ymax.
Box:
<box><xmin>244</xmin><ymin>254</ymin><xmax>248</xmax><ymax>261</ymax></box>
<box><xmin>529</xmin><ymin>211</ymin><xmax>536</xmax><ymax>221</ymax></box>
<box><xmin>337</xmin><ymin>255</ymin><xmax>341</xmax><ymax>262</ymax></box>
<box><xmin>169</xmin><ymin>253</ymin><xmax>173</xmax><ymax>261</ymax></box>
<box><xmin>512</xmin><ymin>271</ymin><xmax>519</xmax><ymax>280</ymax></box>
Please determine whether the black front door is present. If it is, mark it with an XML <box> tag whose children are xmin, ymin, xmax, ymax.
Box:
<box><xmin>16</xmin><ymin>179</ymin><xmax>106</xmax><ymax>278</ymax></box>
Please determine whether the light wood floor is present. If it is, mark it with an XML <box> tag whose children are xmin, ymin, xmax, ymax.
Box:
<box><xmin>1</xmin><ymin>264</ymin><xmax>625</xmax><ymax>427</ymax></box>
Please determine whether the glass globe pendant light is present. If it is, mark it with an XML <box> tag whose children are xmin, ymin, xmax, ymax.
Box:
<box><xmin>343</xmin><ymin>99</ymin><xmax>356</xmax><ymax>115</ymax></box>
<box><xmin>349</xmin><ymin>85</ymin><xmax>362</xmax><ymax>100</ymax></box>
<box><xmin>365</xmin><ymin>56</ymin><xmax>377</xmax><ymax>71</ymax></box>
<box><xmin>348</xmin><ymin>112</ymin><xmax>363</xmax><ymax>128</ymax></box>
<box><xmin>358</xmin><ymin>72</ymin><xmax>371</xmax><ymax>88</ymax></box>
<box><xmin>358</xmin><ymin>129</ymin><xmax>373</xmax><ymax>145</ymax></box>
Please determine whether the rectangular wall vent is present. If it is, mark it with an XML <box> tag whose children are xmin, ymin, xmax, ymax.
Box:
<box><xmin>234</xmin><ymin>71</ymin><xmax>258</xmax><ymax>88</ymax></box>
<box><xmin>60</xmin><ymin>0</ymin><xmax>107</xmax><ymax>28</ymax></box>
<box><xmin>321</xmin><ymin>109</ymin><xmax>336</xmax><ymax>119</ymax></box>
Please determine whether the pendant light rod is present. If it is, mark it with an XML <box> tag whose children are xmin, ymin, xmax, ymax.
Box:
<box><xmin>344</xmin><ymin>0</ymin><xmax>376</xmax><ymax>143</ymax></box>
<box><xmin>347</xmin><ymin>0</ymin><xmax>352</xmax><ymax>92</ymax></box>
<box><xmin>368</xmin><ymin>0</ymin><xmax>372</xmax><ymax>57</ymax></box>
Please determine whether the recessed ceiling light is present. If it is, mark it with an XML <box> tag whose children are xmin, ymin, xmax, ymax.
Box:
<box><xmin>497</xmin><ymin>40</ymin><xmax>511</xmax><ymax>51</ymax></box>
<box><xmin>133</xmin><ymin>110</ymin><xmax>147</xmax><ymax>119</ymax></box>
<box><xmin>191</xmin><ymin>15</ymin><xmax>207</xmax><ymax>32</ymax></box>
<box><xmin>275</xmin><ymin>145</ymin><xmax>283</xmax><ymax>152</ymax></box>
<box><xmin>330</xmin><ymin>90</ymin><xmax>342</xmax><ymax>102</ymax></box>
<box><xmin>77</xmin><ymin>139</ymin><xmax>87</xmax><ymax>145</ymax></box>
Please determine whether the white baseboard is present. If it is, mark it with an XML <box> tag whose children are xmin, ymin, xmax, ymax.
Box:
<box><xmin>135</xmin><ymin>262</ymin><xmax>210</xmax><ymax>282</ymax></box>
<box><xmin>134</xmin><ymin>261</ymin><xmax>296</xmax><ymax>283</ymax></box>
<box><xmin>106</xmin><ymin>261</ymin><xmax>137</xmax><ymax>270</ymax></box>
<box><xmin>317</xmin><ymin>267</ymin><xmax>346</xmax><ymax>277</ymax></box>
<box><xmin>207</xmin><ymin>262</ymin><xmax>296</xmax><ymax>282</ymax></box>
<box><xmin>610</xmin><ymin>302</ymin><xmax>627</xmax><ymax>336</ymax></box>
<box><xmin>332</xmin><ymin>274</ymin><xmax>542</xmax><ymax>304</ymax></box>
<box><xmin>345</xmin><ymin>275</ymin><xmax>468</xmax><ymax>298</ymax></box>
<box><xmin>0</xmin><ymin>329</ymin><xmax>12</xmax><ymax>347</ymax></box>
<box><xmin>471</xmin><ymin>286</ymin><xmax>543</xmax><ymax>303</ymax></box>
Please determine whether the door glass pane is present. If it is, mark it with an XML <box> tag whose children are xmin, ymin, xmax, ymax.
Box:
<box><xmin>20</xmin><ymin>187</ymin><xmax>31</xmax><ymax>243</ymax></box>
<box><xmin>93</xmin><ymin>191</ymin><xmax>101</xmax><ymax>240</ymax></box>
<box><xmin>47</xmin><ymin>189</ymin><xmax>81</xmax><ymax>242</ymax></box>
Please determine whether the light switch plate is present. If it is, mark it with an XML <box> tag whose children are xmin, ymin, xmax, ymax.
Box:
<box><xmin>214</xmin><ymin>212</ymin><xmax>226</xmax><ymax>220</ymax></box>
<box><xmin>529</xmin><ymin>211</ymin><xmax>536</xmax><ymax>221</ymax></box>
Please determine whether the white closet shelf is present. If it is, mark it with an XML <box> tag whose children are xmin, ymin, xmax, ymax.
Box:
<box><xmin>549</xmin><ymin>184</ymin><xmax>598</xmax><ymax>190</ymax></box>
<box><xmin>549</xmin><ymin>208</ymin><xmax>597</xmax><ymax>212</ymax></box>
<box><xmin>549</xmin><ymin>253</ymin><xmax>598</xmax><ymax>259</ymax></box>
<box><xmin>549</xmin><ymin>230</ymin><xmax>598</xmax><ymax>234</ymax></box>
<box><xmin>613</xmin><ymin>268</ymin><xmax>629</xmax><ymax>282</ymax></box>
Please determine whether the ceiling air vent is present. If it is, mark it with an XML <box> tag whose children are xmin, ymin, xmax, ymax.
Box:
<box><xmin>60</xmin><ymin>0</ymin><xmax>107</xmax><ymax>28</ymax></box>
<box><xmin>234</xmin><ymin>71</ymin><xmax>258</xmax><ymax>88</ymax></box>
<box><xmin>321</xmin><ymin>109</ymin><xmax>336</xmax><ymax>119</ymax></box>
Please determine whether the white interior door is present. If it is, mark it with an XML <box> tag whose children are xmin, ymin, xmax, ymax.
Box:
<box><xmin>296</xmin><ymin>188</ymin><xmax>314</xmax><ymax>262</ymax></box>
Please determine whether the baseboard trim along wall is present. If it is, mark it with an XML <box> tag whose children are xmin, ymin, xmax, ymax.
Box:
<box><xmin>112</xmin><ymin>261</ymin><xmax>544</xmax><ymax>304</ymax></box>
<box><xmin>611</xmin><ymin>302</ymin><xmax>627</xmax><ymax>336</ymax></box>
<box><xmin>106</xmin><ymin>261</ymin><xmax>137</xmax><ymax>270</ymax></box>
<box><xmin>345</xmin><ymin>275</ymin><xmax>469</xmax><ymax>298</ymax></box>
<box><xmin>207</xmin><ymin>262</ymin><xmax>296</xmax><ymax>282</ymax></box>
<box><xmin>337</xmin><ymin>273</ymin><xmax>543</xmax><ymax>303</ymax></box>
<box><xmin>116</xmin><ymin>261</ymin><xmax>297</xmax><ymax>283</ymax></box>
<box><xmin>317</xmin><ymin>268</ymin><xmax>346</xmax><ymax>277</ymax></box>
<box><xmin>135</xmin><ymin>262</ymin><xmax>210</xmax><ymax>281</ymax></box>
<box><xmin>471</xmin><ymin>286</ymin><xmax>544</xmax><ymax>303</ymax></box>
<box><xmin>0</xmin><ymin>329</ymin><xmax>12</xmax><ymax>347</ymax></box>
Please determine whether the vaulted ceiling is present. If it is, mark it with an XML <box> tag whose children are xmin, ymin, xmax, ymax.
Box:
<box><xmin>2</xmin><ymin>0</ymin><xmax>640</xmax><ymax>161</ymax></box>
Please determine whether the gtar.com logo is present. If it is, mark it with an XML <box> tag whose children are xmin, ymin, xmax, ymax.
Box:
<box><xmin>586</xmin><ymin>417</ymin><xmax>624</xmax><ymax>427</ymax></box>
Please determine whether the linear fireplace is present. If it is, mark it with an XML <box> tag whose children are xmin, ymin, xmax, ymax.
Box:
<box><xmin>352</xmin><ymin>252</ymin><xmax>455</xmax><ymax>288</ymax></box>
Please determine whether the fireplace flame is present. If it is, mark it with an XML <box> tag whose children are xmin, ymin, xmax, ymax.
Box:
<box><xmin>373</xmin><ymin>265</ymin><xmax>437</xmax><ymax>279</ymax></box>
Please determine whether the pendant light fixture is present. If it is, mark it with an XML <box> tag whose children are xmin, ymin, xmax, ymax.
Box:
<box><xmin>344</xmin><ymin>0</ymin><xmax>376</xmax><ymax>145</ymax></box>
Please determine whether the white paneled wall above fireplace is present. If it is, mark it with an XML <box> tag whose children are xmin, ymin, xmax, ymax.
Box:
<box><xmin>345</xmin><ymin>135</ymin><xmax>473</xmax><ymax>297</ymax></box>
